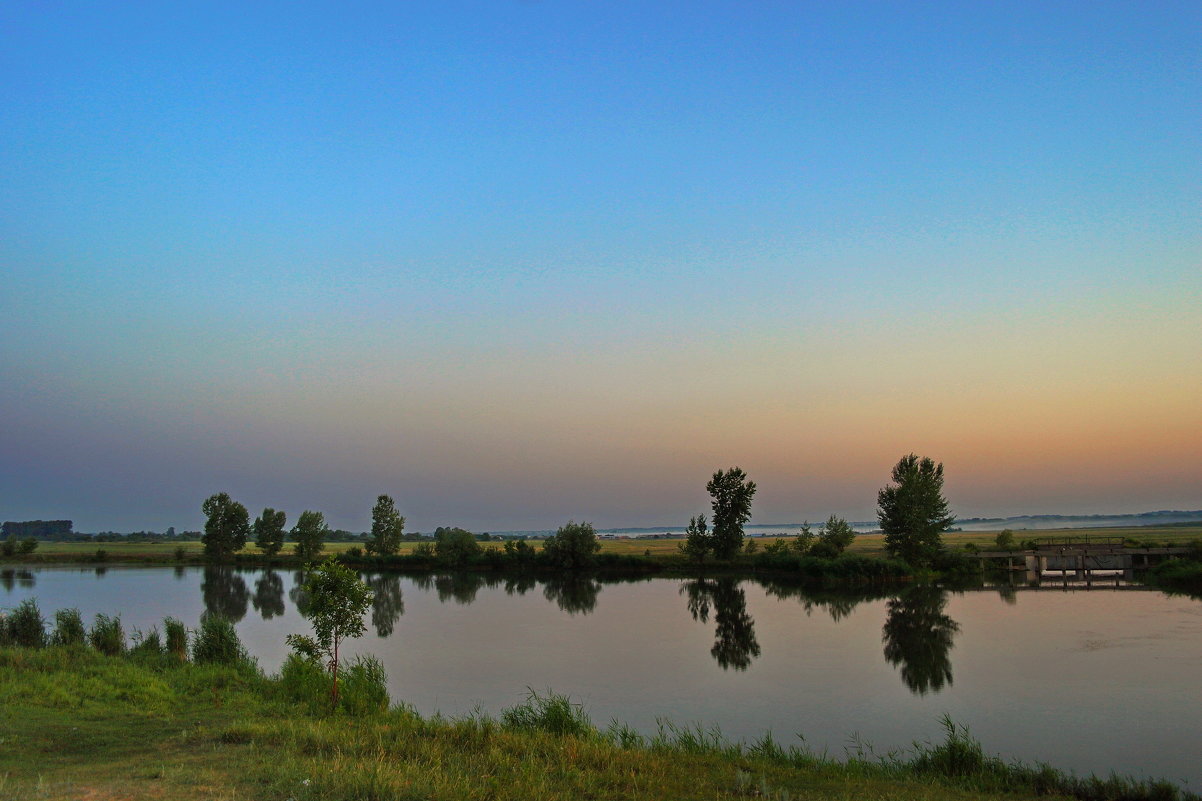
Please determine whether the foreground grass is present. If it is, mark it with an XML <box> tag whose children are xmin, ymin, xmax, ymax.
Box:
<box><xmin>1</xmin><ymin>647</ymin><xmax>1195</xmax><ymax>801</ymax></box>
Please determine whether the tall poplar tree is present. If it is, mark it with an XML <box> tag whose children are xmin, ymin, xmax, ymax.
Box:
<box><xmin>706</xmin><ymin>468</ymin><xmax>756</xmax><ymax>560</ymax></box>
<box><xmin>367</xmin><ymin>494</ymin><xmax>405</xmax><ymax>556</ymax></box>
<box><xmin>292</xmin><ymin>510</ymin><xmax>329</xmax><ymax>561</ymax></box>
<box><xmin>877</xmin><ymin>453</ymin><xmax>955</xmax><ymax>566</ymax></box>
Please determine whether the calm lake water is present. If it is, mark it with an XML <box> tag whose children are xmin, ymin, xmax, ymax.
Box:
<box><xmin>3</xmin><ymin>566</ymin><xmax>1200</xmax><ymax>788</ymax></box>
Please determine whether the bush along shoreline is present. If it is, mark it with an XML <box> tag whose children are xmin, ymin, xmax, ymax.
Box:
<box><xmin>8</xmin><ymin>531</ymin><xmax>1202</xmax><ymax>595</ymax></box>
<box><xmin>0</xmin><ymin>600</ymin><xmax>1198</xmax><ymax>801</ymax></box>
<box><xmin>3</xmin><ymin>543</ymin><xmax>921</xmax><ymax>585</ymax></box>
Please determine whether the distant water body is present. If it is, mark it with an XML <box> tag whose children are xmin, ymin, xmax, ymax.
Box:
<box><xmin>492</xmin><ymin>510</ymin><xmax>1202</xmax><ymax>539</ymax></box>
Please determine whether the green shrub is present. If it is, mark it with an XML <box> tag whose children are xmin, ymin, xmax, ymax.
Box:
<box><xmin>339</xmin><ymin>655</ymin><xmax>389</xmax><ymax>716</ymax></box>
<box><xmin>434</xmin><ymin>527</ymin><xmax>482</xmax><ymax>567</ymax></box>
<box><xmin>279</xmin><ymin>649</ymin><xmax>387</xmax><ymax>716</ymax></box>
<box><xmin>483</xmin><ymin>546</ymin><xmax>504</xmax><ymax>569</ymax></box>
<box><xmin>807</xmin><ymin>540</ymin><xmax>841</xmax><ymax>559</ymax></box>
<box><xmin>541</xmin><ymin>521</ymin><xmax>601</xmax><ymax>570</ymax></box>
<box><xmin>51</xmin><ymin>607</ymin><xmax>86</xmax><ymax>646</ymax></box>
<box><xmin>501</xmin><ymin>689</ymin><xmax>596</xmax><ymax>738</ymax></box>
<box><xmin>994</xmin><ymin>529</ymin><xmax>1017</xmax><ymax>550</ymax></box>
<box><xmin>279</xmin><ymin>651</ymin><xmax>329</xmax><ymax>712</ymax></box>
<box><xmin>911</xmin><ymin>716</ymin><xmax>990</xmax><ymax>777</ymax></box>
<box><xmin>89</xmin><ymin>613</ymin><xmax>125</xmax><ymax>655</ymax></box>
<box><xmin>502</xmin><ymin>539</ymin><xmax>537</xmax><ymax>566</ymax></box>
<box><xmin>191</xmin><ymin>614</ymin><xmax>249</xmax><ymax>666</ymax></box>
<box><xmin>164</xmin><ymin>617</ymin><xmax>188</xmax><ymax>662</ymax></box>
<box><xmin>4</xmin><ymin>598</ymin><xmax>46</xmax><ymax>648</ymax></box>
<box><xmin>130</xmin><ymin>627</ymin><xmax>165</xmax><ymax>663</ymax></box>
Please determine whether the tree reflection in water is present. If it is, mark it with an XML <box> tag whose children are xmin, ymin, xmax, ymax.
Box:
<box><xmin>881</xmin><ymin>585</ymin><xmax>959</xmax><ymax>695</ymax></box>
<box><xmin>0</xmin><ymin>569</ymin><xmax>36</xmax><ymax>592</ymax></box>
<box><xmin>759</xmin><ymin>579</ymin><xmax>890</xmax><ymax>622</ymax></box>
<box><xmin>542</xmin><ymin>573</ymin><xmax>601</xmax><ymax>615</ymax></box>
<box><xmin>682</xmin><ymin>578</ymin><xmax>761</xmax><ymax>670</ymax></box>
<box><xmin>365</xmin><ymin>573</ymin><xmax>404</xmax><ymax>637</ymax></box>
<box><xmin>201</xmin><ymin>566</ymin><xmax>250</xmax><ymax>622</ymax></box>
<box><xmin>504</xmin><ymin>574</ymin><xmax>536</xmax><ymax>597</ymax></box>
<box><xmin>435</xmin><ymin>572</ymin><xmax>484</xmax><ymax>605</ymax></box>
<box><xmin>251</xmin><ymin>569</ymin><xmax>286</xmax><ymax>620</ymax></box>
<box><xmin>289</xmin><ymin>569</ymin><xmax>312</xmax><ymax>617</ymax></box>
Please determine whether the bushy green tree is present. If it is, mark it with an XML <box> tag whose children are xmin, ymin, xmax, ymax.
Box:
<box><xmin>503</xmin><ymin>539</ymin><xmax>537</xmax><ymax>566</ymax></box>
<box><xmin>678</xmin><ymin>514</ymin><xmax>711</xmax><ymax>563</ymax></box>
<box><xmin>253</xmin><ymin>507</ymin><xmax>287</xmax><ymax>556</ymax></box>
<box><xmin>816</xmin><ymin>515</ymin><xmax>856</xmax><ymax>555</ymax></box>
<box><xmin>793</xmin><ymin>521</ymin><xmax>814</xmax><ymax>554</ymax></box>
<box><xmin>366</xmin><ymin>494</ymin><xmax>405</xmax><ymax>556</ymax></box>
<box><xmin>877</xmin><ymin>454</ymin><xmax>955</xmax><ymax>566</ymax></box>
<box><xmin>706</xmin><ymin>468</ymin><xmax>756</xmax><ymax>560</ymax></box>
<box><xmin>292</xmin><ymin>510</ymin><xmax>329</xmax><ymax>560</ymax></box>
<box><xmin>434</xmin><ymin>527</ymin><xmax>481</xmax><ymax>566</ymax></box>
<box><xmin>287</xmin><ymin>556</ymin><xmax>373</xmax><ymax>706</ymax></box>
<box><xmin>201</xmin><ymin>492</ymin><xmax>250</xmax><ymax>559</ymax></box>
<box><xmin>542</xmin><ymin>520</ymin><xmax>601</xmax><ymax>569</ymax></box>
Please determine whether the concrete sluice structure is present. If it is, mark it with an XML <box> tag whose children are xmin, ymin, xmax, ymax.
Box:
<box><xmin>976</xmin><ymin>538</ymin><xmax>1190</xmax><ymax>588</ymax></box>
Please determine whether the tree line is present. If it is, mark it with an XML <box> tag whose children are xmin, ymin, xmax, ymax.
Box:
<box><xmin>200</xmin><ymin>493</ymin><xmax>607</xmax><ymax>569</ymax></box>
<box><xmin>197</xmin><ymin>452</ymin><xmax>953</xmax><ymax>570</ymax></box>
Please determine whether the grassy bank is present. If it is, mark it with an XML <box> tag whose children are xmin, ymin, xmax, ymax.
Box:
<box><xmin>10</xmin><ymin>524</ymin><xmax>1202</xmax><ymax>563</ymax></box>
<box><xmin>5</xmin><ymin>526</ymin><xmax>1202</xmax><ymax>593</ymax></box>
<box><xmin>0</xmin><ymin>633</ymin><xmax>1197</xmax><ymax>801</ymax></box>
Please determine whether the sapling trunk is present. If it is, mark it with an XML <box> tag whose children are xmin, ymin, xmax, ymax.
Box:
<box><xmin>331</xmin><ymin>633</ymin><xmax>341</xmax><ymax>707</ymax></box>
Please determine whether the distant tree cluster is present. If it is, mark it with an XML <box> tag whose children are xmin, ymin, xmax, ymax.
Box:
<box><xmin>676</xmin><ymin>468</ymin><xmax>757</xmax><ymax>562</ymax></box>
<box><xmin>677</xmin><ymin>453</ymin><xmax>953</xmax><ymax>568</ymax></box>
<box><xmin>199</xmin><ymin>493</ymin><xmax>407</xmax><ymax>562</ymax></box>
<box><xmin>1</xmin><ymin>536</ymin><xmax>38</xmax><ymax>557</ymax></box>
<box><xmin>2</xmin><ymin>520</ymin><xmax>73</xmax><ymax>540</ymax></box>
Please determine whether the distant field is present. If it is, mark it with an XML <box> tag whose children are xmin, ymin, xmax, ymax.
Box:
<box><xmin>16</xmin><ymin>524</ymin><xmax>1200</xmax><ymax>563</ymax></box>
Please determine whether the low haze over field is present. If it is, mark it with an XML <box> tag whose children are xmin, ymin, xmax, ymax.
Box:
<box><xmin>1</xmin><ymin>2</ymin><xmax>1198</xmax><ymax>532</ymax></box>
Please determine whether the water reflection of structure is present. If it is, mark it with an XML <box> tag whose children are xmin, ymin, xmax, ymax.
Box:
<box><xmin>881</xmin><ymin>585</ymin><xmax>959</xmax><ymax>695</ymax></box>
<box><xmin>682</xmin><ymin>578</ymin><xmax>761</xmax><ymax>670</ymax></box>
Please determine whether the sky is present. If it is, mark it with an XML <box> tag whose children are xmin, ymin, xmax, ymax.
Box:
<box><xmin>1</xmin><ymin>1</ymin><xmax>1199</xmax><ymax>533</ymax></box>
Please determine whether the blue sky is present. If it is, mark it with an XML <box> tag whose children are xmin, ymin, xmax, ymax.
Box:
<box><xmin>1</xmin><ymin>1</ymin><xmax>1199</xmax><ymax>532</ymax></box>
